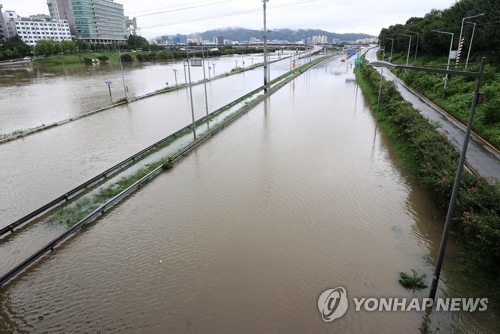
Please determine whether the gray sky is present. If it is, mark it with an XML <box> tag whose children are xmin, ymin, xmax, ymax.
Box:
<box><xmin>4</xmin><ymin>0</ymin><xmax>455</xmax><ymax>39</ymax></box>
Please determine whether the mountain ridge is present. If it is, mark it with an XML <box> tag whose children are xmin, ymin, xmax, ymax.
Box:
<box><xmin>158</xmin><ymin>27</ymin><xmax>374</xmax><ymax>43</ymax></box>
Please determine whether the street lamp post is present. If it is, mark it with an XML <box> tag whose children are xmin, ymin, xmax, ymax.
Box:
<box><xmin>104</xmin><ymin>80</ymin><xmax>113</xmax><ymax>103</ymax></box>
<box><xmin>406</xmin><ymin>30</ymin><xmax>420</xmax><ymax>61</ymax></box>
<box><xmin>377</xmin><ymin>47</ymin><xmax>385</xmax><ymax>113</ymax></box>
<box><xmin>368</xmin><ymin>58</ymin><xmax>486</xmax><ymax>301</ymax></box>
<box><xmin>118</xmin><ymin>48</ymin><xmax>128</xmax><ymax>102</ymax></box>
<box><xmin>186</xmin><ymin>41</ymin><xmax>197</xmax><ymax>140</ymax></box>
<box><xmin>262</xmin><ymin>0</ymin><xmax>269</xmax><ymax>92</ymax></box>
<box><xmin>431</xmin><ymin>30</ymin><xmax>454</xmax><ymax>95</ymax></box>
<box><xmin>386</xmin><ymin>38</ymin><xmax>394</xmax><ymax>62</ymax></box>
<box><xmin>457</xmin><ymin>13</ymin><xmax>484</xmax><ymax>64</ymax></box>
<box><xmin>465</xmin><ymin>21</ymin><xmax>476</xmax><ymax>69</ymax></box>
<box><xmin>183</xmin><ymin>62</ymin><xmax>188</xmax><ymax>85</ymax></box>
<box><xmin>400</xmin><ymin>34</ymin><xmax>412</xmax><ymax>67</ymax></box>
<box><xmin>173</xmin><ymin>69</ymin><xmax>178</xmax><ymax>86</ymax></box>
<box><xmin>201</xmin><ymin>46</ymin><xmax>209</xmax><ymax>117</ymax></box>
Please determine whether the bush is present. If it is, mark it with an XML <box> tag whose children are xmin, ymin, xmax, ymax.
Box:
<box><xmin>357</xmin><ymin>60</ymin><xmax>500</xmax><ymax>281</ymax></box>
<box><xmin>96</xmin><ymin>55</ymin><xmax>109</xmax><ymax>63</ymax></box>
<box><xmin>120</xmin><ymin>53</ymin><xmax>133</xmax><ymax>62</ymax></box>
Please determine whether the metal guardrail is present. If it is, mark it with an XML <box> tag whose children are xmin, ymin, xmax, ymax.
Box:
<box><xmin>0</xmin><ymin>83</ymin><xmax>266</xmax><ymax>239</ymax></box>
<box><xmin>0</xmin><ymin>55</ymin><xmax>330</xmax><ymax>288</ymax></box>
<box><xmin>1</xmin><ymin>64</ymin><xmax>292</xmax><ymax>238</ymax></box>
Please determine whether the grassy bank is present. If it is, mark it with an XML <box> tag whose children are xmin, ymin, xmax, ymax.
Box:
<box><xmin>386</xmin><ymin>52</ymin><xmax>500</xmax><ymax>149</ymax></box>
<box><xmin>35</xmin><ymin>52</ymin><xmax>123</xmax><ymax>66</ymax></box>
<box><xmin>355</xmin><ymin>59</ymin><xmax>500</xmax><ymax>300</ymax></box>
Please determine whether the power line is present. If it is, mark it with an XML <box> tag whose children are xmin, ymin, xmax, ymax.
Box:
<box><xmin>140</xmin><ymin>0</ymin><xmax>319</xmax><ymax>30</ymax></box>
<box><xmin>133</xmin><ymin>0</ymin><xmax>238</xmax><ymax>17</ymax></box>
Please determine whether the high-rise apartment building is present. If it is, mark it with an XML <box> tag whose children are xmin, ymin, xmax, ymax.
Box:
<box><xmin>47</xmin><ymin>0</ymin><xmax>127</xmax><ymax>44</ymax></box>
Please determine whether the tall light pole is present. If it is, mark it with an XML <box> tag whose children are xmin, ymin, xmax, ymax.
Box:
<box><xmin>183</xmin><ymin>61</ymin><xmax>188</xmax><ymax>85</ymax></box>
<box><xmin>432</xmin><ymin>30</ymin><xmax>454</xmax><ymax>95</ymax></box>
<box><xmin>400</xmin><ymin>34</ymin><xmax>412</xmax><ymax>67</ymax></box>
<box><xmin>118</xmin><ymin>48</ymin><xmax>128</xmax><ymax>102</ymax></box>
<box><xmin>465</xmin><ymin>21</ymin><xmax>476</xmax><ymax>69</ymax></box>
<box><xmin>386</xmin><ymin>38</ymin><xmax>394</xmax><ymax>62</ymax></box>
<box><xmin>377</xmin><ymin>47</ymin><xmax>385</xmax><ymax>113</ymax></box>
<box><xmin>186</xmin><ymin>39</ymin><xmax>197</xmax><ymax>140</ymax></box>
<box><xmin>262</xmin><ymin>0</ymin><xmax>269</xmax><ymax>92</ymax></box>
<box><xmin>173</xmin><ymin>69</ymin><xmax>178</xmax><ymax>86</ymax></box>
<box><xmin>201</xmin><ymin>46</ymin><xmax>209</xmax><ymax>117</ymax></box>
<box><xmin>406</xmin><ymin>30</ymin><xmax>419</xmax><ymax>61</ymax></box>
<box><xmin>104</xmin><ymin>80</ymin><xmax>113</xmax><ymax>103</ymax></box>
<box><xmin>457</xmin><ymin>13</ymin><xmax>485</xmax><ymax>64</ymax></box>
<box><xmin>368</xmin><ymin>58</ymin><xmax>486</xmax><ymax>301</ymax></box>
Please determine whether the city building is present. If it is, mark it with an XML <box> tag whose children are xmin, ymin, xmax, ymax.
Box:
<box><xmin>2</xmin><ymin>9</ymin><xmax>18</xmax><ymax>39</ymax></box>
<box><xmin>191</xmin><ymin>34</ymin><xmax>202</xmax><ymax>45</ymax></box>
<box><xmin>47</xmin><ymin>0</ymin><xmax>127</xmax><ymax>44</ymax></box>
<box><xmin>0</xmin><ymin>4</ymin><xmax>6</xmax><ymax>41</ymax></box>
<box><xmin>125</xmin><ymin>16</ymin><xmax>137</xmax><ymax>36</ymax></box>
<box><xmin>13</xmin><ymin>14</ymin><xmax>71</xmax><ymax>46</ymax></box>
<box><xmin>213</xmin><ymin>35</ymin><xmax>224</xmax><ymax>45</ymax></box>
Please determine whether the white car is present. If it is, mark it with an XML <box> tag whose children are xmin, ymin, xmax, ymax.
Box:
<box><xmin>23</xmin><ymin>56</ymin><xmax>31</xmax><ymax>60</ymax></box>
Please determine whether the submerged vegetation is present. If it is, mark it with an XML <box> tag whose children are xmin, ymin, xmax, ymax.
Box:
<box><xmin>47</xmin><ymin>157</ymin><xmax>169</xmax><ymax>228</ymax></box>
<box><xmin>399</xmin><ymin>270</ymin><xmax>428</xmax><ymax>290</ymax></box>
<box><xmin>355</xmin><ymin>59</ymin><xmax>500</xmax><ymax>300</ymax></box>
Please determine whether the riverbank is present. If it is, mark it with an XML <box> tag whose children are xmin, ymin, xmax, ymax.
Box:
<box><xmin>355</xmin><ymin>58</ymin><xmax>500</xmax><ymax>301</ymax></box>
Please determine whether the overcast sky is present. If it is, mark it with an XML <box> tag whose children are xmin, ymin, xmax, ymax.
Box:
<box><xmin>4</xmin><ymin>0</ymin><xmax>455</xmax><ymax>39</ymax></box>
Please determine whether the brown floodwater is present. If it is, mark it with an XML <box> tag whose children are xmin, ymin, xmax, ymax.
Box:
<box><xmin>0</xmin><ymin>56</ymin><xmax>498</xmax><ymax>333</ymax></box>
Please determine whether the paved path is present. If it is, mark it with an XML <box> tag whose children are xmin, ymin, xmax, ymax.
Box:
<box><xmin>366</xmin><ymin>49</ymin><xmax>500</xmax><ymax>180</ymax></box>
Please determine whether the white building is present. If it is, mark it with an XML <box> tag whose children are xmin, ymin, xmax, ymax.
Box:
<box><xmin>13</xmin><ymin>14</ymin><xmax>71</xmax><ymax>46</ymax></box>
<box><xmin>191</xmin><ymin>34</ymin><xmax>202</xmax><ymax>45</ymax></box>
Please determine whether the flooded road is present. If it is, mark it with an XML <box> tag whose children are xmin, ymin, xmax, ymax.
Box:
<box><xmin>0</xmin><ymin>53</ymin><xmax>286</xmax><ymax>133</ymax></box>
<box><xmin>0</xmin><ymin>54</ymin><xmax>309</xmax><ymax>225</ymax></box>
<box><xmin>1</xmin><ymin>56</ymin><xmax>497</xmax><ymax>333</ymax></box>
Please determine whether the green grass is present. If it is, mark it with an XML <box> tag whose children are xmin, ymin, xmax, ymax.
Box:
<box><xmin>35</xmin><ymin>52</ymin><xmax>123</xmax><ymax>66</ymax></box>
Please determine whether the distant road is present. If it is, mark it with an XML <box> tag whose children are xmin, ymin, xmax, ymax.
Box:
<box><xmin>366</xmin><ymin>49</ymin><xmax>500</xmax><ymax>180</ymax></box>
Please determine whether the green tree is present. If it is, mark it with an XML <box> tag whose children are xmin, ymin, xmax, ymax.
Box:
<box><xmin>127</xmin><ymin>35</ymin><xmax>149</xmax><ymax>50</ymax></box>
<box><xmin>120</xmin><ymin>53</ymin><xmax>133</xmax><ymax>62</ymax></box>
<box><xmin>60</xmin><ymin>40</ymin><xmax>77</xmax><ymax>53</ymax></box>
<box><xmin>96</xmin><ymin>55</ymin><xmax>109</xmax><ymax>63</ymax></box>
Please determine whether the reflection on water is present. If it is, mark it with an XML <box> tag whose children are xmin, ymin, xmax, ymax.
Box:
<box><xmin>0</xmin><ymin>57</ymin><xmax>497</xmax><ymax>333</ymax></box>
<box><xmin>0</xmin><ymin>54</ymin><xmax>283</xmax><ymax>133</ymax></box>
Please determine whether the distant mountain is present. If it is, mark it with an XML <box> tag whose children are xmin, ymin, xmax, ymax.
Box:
<box><xmin>199</xmin><ymin>28</ymin><xmax>373</xmax><ymax>43</ymax></box>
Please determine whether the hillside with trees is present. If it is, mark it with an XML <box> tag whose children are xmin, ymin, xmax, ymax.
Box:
<box><xmin>378</xmin><ymin>0</ymin><xmax>500</xmax><ymax>147</ymax></box>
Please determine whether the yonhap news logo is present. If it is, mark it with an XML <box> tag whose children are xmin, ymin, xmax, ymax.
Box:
<box><xmin>317</xmin><ymin>287</ymin><xmax>349</xmax><ymax>322</ymax></box>
<box><xmin>318</xmin><ymin>287</ymin><xmax>489</xmax><ymax>323</ymax></box>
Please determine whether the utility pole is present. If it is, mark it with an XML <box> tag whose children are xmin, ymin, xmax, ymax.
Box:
<box><xmin>186</xmin><ymin>38</ymin><xmax>197</xmax><ymax>140</ymax></box>
<box><xmin>263</xmin><ymin>0</ymin><xmax>269</xmax><ymax>92</ymax></box>
<box><xmin>118</xmin><ymin>48</ymin><xmax>128</xmax><ymax>102</ymax></box>
<box><xmin>202</xmin><ymin>46</ymin><xmax>209</xmax><ymax>117</ymax></box>
<box><xmin>173</xmin><ymin>69</ymin><xmax>178</xmax><ymax>86</ymax></box>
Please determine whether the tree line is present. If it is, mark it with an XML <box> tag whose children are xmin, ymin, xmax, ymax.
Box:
<box><xmin>378</xmin><ymin>0</ymin><xmax>500</xmax><ymax>63</ymax></box>
<box><xmin>0</xmin><ymin>34</ymin><xmax>161</xmax><ymax>61</ymax></box>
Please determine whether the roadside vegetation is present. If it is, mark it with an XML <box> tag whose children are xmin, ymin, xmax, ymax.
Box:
<box><xmin>378</xmin><ymin>0</ymin><xmax>500</xmax><ymax>148</ymax></box>
<box><xmin>384</xmin><ymin>52</ymin><xmax>500</xmax><ymax>148</ymax></box>
<box><xmin>1</xmin><ymin>32</ymin><xmax>283</xmax><ymax>66</ymax></box>
<box><xmin>355</xmin><ymin>59</ymin><xmax>500</xmax><ymax>300</ymax></box>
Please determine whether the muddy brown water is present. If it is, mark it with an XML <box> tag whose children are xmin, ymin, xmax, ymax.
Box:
<box><xmin>1</xmin><ymin>56</ymin><xmax>498</xmax><ymax>333</ymax></box>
